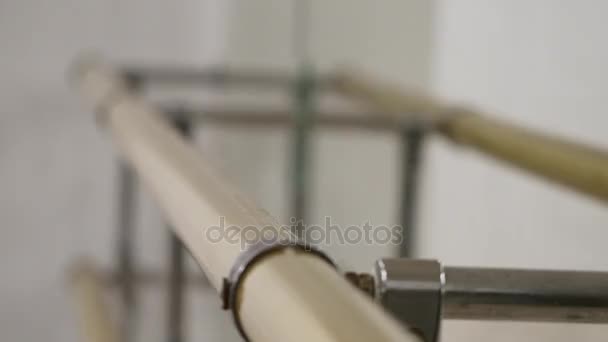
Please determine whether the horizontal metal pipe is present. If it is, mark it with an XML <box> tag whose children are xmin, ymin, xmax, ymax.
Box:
<box><xmin>104</xmin><ymin>269</ymin><xmax>210</xmax><ymax>288</ymax></box>
<box><xmin>160</xmin><ymin>106</ymin><xmax>403</xmax><ymax>132</ymax></box>
<box><xmin>72</xmin><ymin>58</ymin><xmax>421</xmax><ymax>342</ymax></box>
<box><xmin>374</xmin><ymin>258</ymin><xmax>608</xmax><ymax>325</ymax></box>
<box><xmin>334</xmin><ymin>70</ymin><xmax>608</xmax><ymax>202</ymax></box>
<box><xmin>442</xmin><ymin>266</ymin><xmax>608</xmax><ymax>323</ymax></box>
<box><xmin>121</xmin><ymin>66</ymin><xmax>335</xmax><ymax>90</ymax></box>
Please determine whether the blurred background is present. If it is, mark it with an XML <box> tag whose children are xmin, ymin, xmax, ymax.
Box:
<box><xmin>1</xmin><ymin>0</ymin><xmax>608</xmax><ymax>341</ymax></box>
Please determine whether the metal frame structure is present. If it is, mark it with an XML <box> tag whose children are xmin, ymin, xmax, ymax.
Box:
<box><xmin>70</xmin><ymin>58</ymin><xmax>608</xmax><ymax>342</ymax></box>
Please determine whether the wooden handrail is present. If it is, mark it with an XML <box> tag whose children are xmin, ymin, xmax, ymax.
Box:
<box><xmin>333</xmin><ymin>69</ymin><xmax>608</xmax><ymax>202</ymax></box>
<box><xmin>71</xmin><ymin>58</ymin><xmax>421</xmax><ymax>342</ymax></box>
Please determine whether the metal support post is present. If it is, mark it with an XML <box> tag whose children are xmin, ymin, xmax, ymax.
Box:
<box><xmin>398</xmin><ymin>127</ymin><xmax>425</xmax><ymax>257</ymax></box>
<box><xmin>166</xmin><ymin>113</ymin><xmax>193</xmax><ymax>342</ymax></box>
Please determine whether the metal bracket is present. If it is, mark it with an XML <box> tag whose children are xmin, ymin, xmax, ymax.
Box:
<box><xmin>221</xmin><ymin>238</ymin><xmax>334</xmax><ymax>341</ymax></box>
<box><xmin>375</xmin><ymin>258</ymin><xmax>442</xmax><ymax>342</ymax></box>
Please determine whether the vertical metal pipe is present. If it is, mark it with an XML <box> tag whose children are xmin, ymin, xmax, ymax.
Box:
<box><xmin>167</xmin><ymin>113</ymin><xmax>192</xmax><ymax>342</ymax></box>
<box><xmin>398</xmin><ymin>127</ymin><xmax>425</xmax><ymax>257</ymax></box>
<box><xmin>291</xmin><ymin>70</ymin><xmax>315</xmax><ymax>237</ymax></box>
<box><xmin>293</xmin><ymin>0</ymin><xmax>311</xmax><ymax>66</ymax></box>
<box><xmin>291</xmin><ymin>0</ymin><xmax>314</xmax><ymax>239</ymax></box>
<box><xmin>115</xmin><ymin>73</ymin><xmax>143</xmax><ymax>342</ymax></box>
<box><xmin>116</xmin><ymin>162</ymin><xmax>136</xmax><ymax>342</ymax></box>
<box><xmin>167</xmin><ymin>233</ymin><xmax>185</xmax><ymax>342</ymax></box>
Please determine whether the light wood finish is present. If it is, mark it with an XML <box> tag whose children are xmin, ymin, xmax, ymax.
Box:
<box><xmin>332</xmin><ymin>69</ymin><xmax>443</xmax><ymax>126</ymax></box>
<box><xmin>72</xmin><ymin>58</ymin><xmax>421</xmax><ymax>342</ymax></box>
<box><xmin>334</xmin><ymin>69</ymin><xmax>608</xmax><ymax>202</ymax></box>
<box><xmin>71</xmin><ymin>261</ymin><xmax>119</xmax><ymax>342</ymax></box>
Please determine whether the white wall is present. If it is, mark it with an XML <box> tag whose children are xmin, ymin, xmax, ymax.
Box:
<box><xmin>418</xmin><ymin>1</ymin><xmax>608</xmax><ymax>341</ymax></box>
<box><xmin>0</xmin><ymin>1</ymin><xmax>237</xmax><ymax>341</ymax></box>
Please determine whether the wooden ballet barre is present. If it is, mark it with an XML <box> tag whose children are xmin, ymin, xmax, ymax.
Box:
<box><xmin>333</xmin><ymin>70</ymin><xmax>608</xmax><ymax>202</ymax></box>
<box><xmin>71</xmin><ymin>58</ymin><xmax>421</xmax><ymax>342</ymax></box>
<box><xmin>70</xmin><ymin>261</ymin><xmax>119</xmax><ymax>342</ymax></box>
<box><xmin>159</xmin><ymin>105</ymin><xmax>402</xmax><ymax>132</ymax></box>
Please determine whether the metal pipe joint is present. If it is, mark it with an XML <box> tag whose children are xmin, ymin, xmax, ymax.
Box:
<box><xmin>358</xmin><ymin>258</ymin><xmax>608</xmax><ymax>342</ymax></box>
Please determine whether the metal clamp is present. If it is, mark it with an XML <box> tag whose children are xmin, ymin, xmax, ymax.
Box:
<box><xmin>221</xmin><ymin>238</ymin><xmax>334</xmax><ymax>341</ymax></box>
<box><xmin>372</xmin><ymin>258</ymin><xmax>608</xmax><ymax>341</ymax></box>
<box><xmin>375</xmin><ymin>258</ymin><xmax>442</xmax><ymax>342</ymax></box>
